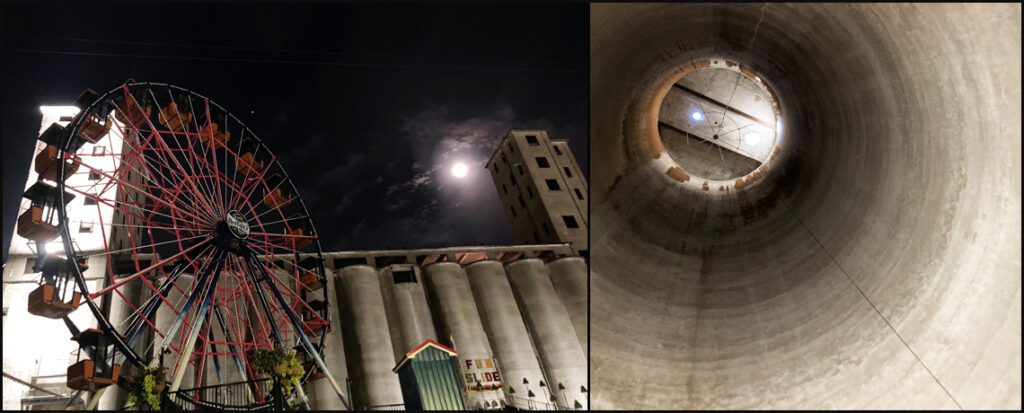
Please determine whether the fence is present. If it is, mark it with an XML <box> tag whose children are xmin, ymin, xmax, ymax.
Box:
<box><xmin>160</xmin><ymin>378</ymin><xmax>277</xmax><ymax>411</ymax></box>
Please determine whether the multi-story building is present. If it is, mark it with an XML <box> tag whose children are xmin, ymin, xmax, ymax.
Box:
<box><xmin>487</xmin><ymin>130</ymin><xmax>588</xmax><ymax>255</ymax></box>
<box><xmin>3</xmin><ymin>109</ymin><xmax>589</xmax><ymax>411</ymax></box>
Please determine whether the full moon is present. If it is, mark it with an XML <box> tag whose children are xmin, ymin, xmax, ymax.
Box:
<box><xmin>452</xmin><ymin>162</ymin><xmax>468</xmax><ymax>178</ymax></box>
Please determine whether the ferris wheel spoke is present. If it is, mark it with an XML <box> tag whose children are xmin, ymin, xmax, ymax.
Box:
<box><xmin>153</xmin><ymin>89</ymin><xmax>224</xmax><ymax>217</ymax></box>
<box><xmin>72</xmin><ymin>163</ymin><xmax>215</xmax><ymax>226</ymax></box>
<box><xmin>102</xmin><ymin>122</ymin><xmax>218</xmax><ymax>222</ymax></box>
<box><xmin>89</xmin><ymin>238</ymin><xmax>214</xmax><ymax>300</ymax></box>
<box><xmin>125</xmin><ymin>87</ymin><xmax>222</xmax><ymax>218</ymax></box>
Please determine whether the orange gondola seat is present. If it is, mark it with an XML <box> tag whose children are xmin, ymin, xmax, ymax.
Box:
<box><xmin>70</xmin><ymin>89</ymin><xmax>112</xmax><ymax>143</ymax></box>
<box><xmin>67</xmin><ymin>329</ymin><xmax>121</xmax><ymax>391</ymax></box>
<box><xmin>263</xmin><ymin>174</ymin><xmax>292</xmax><ymax>209</ymax></box>
<box><xmin>296</xmin><ymin>257</ymin><xmax>323</xmax><ymax>291</ymax></box>
<box><xmin>158</xmin><ymin>101</ymin><xmax>193</xmax><ymax>132</ymax></box>
<box><xmin>236</xmin><ymin>137</ymin><xmax>265</xmax><ymax>176</ymax></box>
<box><xmin>34</xmin><ymin>123</ymin><xmax>82</xmax><ymax>182</ymax></box>
<box><xmin>287</xmin><ymin>214</ymin><xmax>313</xmax><ymax>250</ymax></box>
<box><xmin>113</xmin><ymin>91</ymin><xmax>152</xmax><ymax>130</ymax></box>
<box><xmin>17</xmin><ymin>181</ymin><xmax>75</xmax><ymax>243</ymax></box>
<box><xmin>300</xmin><ymin>297</ymin><xmax>331</xmax><ymax>334</ymax></box>
<box><xmin>304</xmin><ymin>361</ymin><xmax>326</xmax><ymax>381</ymax></box>
<box><xmin>199</xmin><ymin>121</ymin><xmax>231</xmax><ymax>147</ymax></box>
<box><xmin>27</xmin><ymin>257</ymin><xmax>87</xmax><ymax>319</ymax></box>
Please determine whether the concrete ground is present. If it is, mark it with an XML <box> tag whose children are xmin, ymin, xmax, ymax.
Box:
<box><xmin>590</xmin><ymin>3</ymin><xmax>1021</xmax><ymax>409</ymax></box>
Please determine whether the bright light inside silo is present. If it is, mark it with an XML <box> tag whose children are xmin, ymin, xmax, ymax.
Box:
<box><xmin>744</xmin><ymin>132</ymin><xmax>761</xmax><ymax>146</ymax></box>
<box><xmin>452</xmin><ymin>162</ymin><xmax>468</xmax><ymax>178</ymax></box>
<box><xmin>691</xmin><ymin>111</ymin><xmax>704</xmax><ymax>121</ymax></box>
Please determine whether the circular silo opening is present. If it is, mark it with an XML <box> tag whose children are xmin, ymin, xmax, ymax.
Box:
<box><xmin>656</xmin><ymin>60</ymin><xmax>782</xmax><ymax>186</ymax></box>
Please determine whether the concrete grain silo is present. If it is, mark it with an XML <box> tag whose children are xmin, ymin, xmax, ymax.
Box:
<box><xmin>590</xmin><ymin>3</ymin><xmax>1021</xmax><ymax>410</ymax></box>
<box><xmin>464</xmin><ymin>260</ymin><xmax>548</xmax><ymax>408</ymax></box>
<box><xmin>378</xmin><ymin>264</ymin><xmax>439</xmax><ymax>362</ymax></box>
<box><xmin>546</xmin><ymin>257</ymin><xmax>588</xmax><ymax>357</ymax></box>
<box><xmin>506</xmin><ymin>259</ymin><xmax>589</xmax><ymax>410</ymax></box>
<box><xmin>421</xmin><ymin>262</ymin><xmax>504</xmax><ymax>410</ymax></box>
<box><xmin>335</xmin><ymin>265</ymin><xmax>403</xmax><ymax>409</ymax></box>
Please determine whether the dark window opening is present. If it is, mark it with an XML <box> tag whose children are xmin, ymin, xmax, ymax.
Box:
<box><xmin>516</xmin><ymin>164</ymin><xmax>524</xmax><ymax>175</ymax></box>
<box><xmin>334</xmin><ymin>257</ymin><xmax>368</xmax><ymax>269</ymax></box>
<box><xmin>553</xmin><ymin>145</ymin><xmax>562</xmax><ymax>155</ymax></box>
<box><xmin>574</xmin><ymin>188</ymin><xmax>584</xmax><ymax>200</ymax></box>
<box><xmin>562</xmin><ymin>215</ymin><xmax>579</xmax><ymax>229</ymax></box>
<box><xmin>84</xmin><ymin>197</ymin><xmax>97</xmax><ymax>205</ymax></box>
<box><xmin>88</xmin><ymin>171</ymin><xmax>101</xmax><ymax>181</ymax></box>
<box><xmin>59</xmin><ymin>115</ymin><xmax>73</xmax><ymax>122</ymax></box>
<box><xmin>532</xmin><ymin>230</ymin><xmax>540</xmax><ymax>242</ymax></box>
<box><xmin>542</xmin><ymin>222</ymin><xmax>551</xmax><ymax>236</ymax></box>
<box><xmin>527</xmin><ymin>186</ymin><xmax>534</xmax><ymax>198</ymax></box>
<box><xmin>501</xmin><ymin>152</ymin><xmax>508</xmax><ymax>164</ymax></box>
<box><xmin>545</xmin><ymin>179</ymin><xmax>561</xmax><ymax>190</ymax></box>
<box><xmin>493</xmin><ymin>163</ymin><xmax>499</xmax><ymax>174</ymax></box>
<box><xmin>563</xmin><ymin>167</ymin><xmax>573</xmax><ymax>178</ymax></box>
<box><xmin>393</xmin><ymin>270</ymin><xmax>416</xmax><ymax>284</ymax></box>
<box><xmin>509</xmin><ymin>142</ymin><xmax>515</xmax><ymax>153</ymax></box>
<box><xmin>510</xmin><ymin>205</ymin><xmax>517</xmax><ymax>217</ymax></box>
<box><xmin>509</xmin><ymin>173</ymin><xmax>517</xmax><ymax>186</ymax></box>
<box><xmin>93</xmin><ymin>146</ymin><xmax>106</xmax><ymax>155</ymax></box>
<box><xmin>25</xmin><ymin>258</ymin><xmax>37</xmax><ymax>274</ymax></box>
<box><xmin>536</xmin><ymin>157</ymin><xmax>550</xmax><ymax>168</ymax></box>
<box><xmin>79</xmin><ymin>222</ymin><xmax>94</xmax><ymax>233</ymax></box>
<box><xmin>526</xmin><ymin>135</ymin><xmax>539</xmax><ymax>146</ymax></box>
<box><xmin>518</xmin><ymin>196</ymin><xmax>526</xmax><ymax>208</ymax></box>
<box><xmin>502</xmin><ymin>184</ymin><xmax>508</xmax><ymax>195</ymax></box>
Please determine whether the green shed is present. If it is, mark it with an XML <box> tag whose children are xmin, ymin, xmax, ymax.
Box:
<box><xmin>393</xmin><ymin>340</ymin><xmax>467</xmax><ymax>411</ymax></box>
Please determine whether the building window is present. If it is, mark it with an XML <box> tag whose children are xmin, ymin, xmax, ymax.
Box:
<box><xmin>526</xmin><ymin>186</ymin><xmax>534</xmax><ymax>198</ymax></box>
<box><xmin>501</xmin><ymin>152</ymin><xmax>508</xmax><ymax>164</ymax></box>
<box><xmin>535</xmin><ymin>157</ymin><xmax>550</xmax><ymax>168</ymax></box>
<box><xmin>79</xmin><ymin>222</ymin><xmax>94</xmax><ymax>233</ymax></box>
<box><xmin>393</xmin><ymin>270</ymin><xmax>416</xmax><ymax>284</ymax></box>
<box><xmin>509</xmin><ymin>173</ymin><xmax>517</xmax><ymax>186</ymax></box>
<box><xmin>518</xmin><ymin>195</ymin><xmax>526</xmax><ymax>208</ymax></box>
<box><xmin>493</xmin><ymin>163</ymin><xmax>499</xmax><ymax>174</ymax></box>
<box><xmin>502</xmin><ymin>184</ymin><xmax>508</xmax><ymax>195</ymax></box>
<box><xmin>563</xmin><ymin>167</ymin><xmax>573</xmax><ymax>178</ymax></box>
<box><xmin>526</xmin><ymin>135</ymin><xmax>539</xmax><ymax>146</ymax></box>
<box><xmin>93</xmin><ymin>146</ymin><xmax>106</xmax><ymax>155</ymax></box>
<box><xmin>88</xmin><ymin>171</ymin><xmax>101</xmax><ymax>180</ymax></box>
<box><xmin>508</xmin><ymin>142</ymin><xmax>515</xmax><ymax>153</ymax></box>
<box><xmin>516</xmin><ymin>164</ymin><xmax>524</xmax><ymax>175</ymax></box>
<box><xmin>510</xmin><ymin>205</ymin><xmax>517</xmax><ymax>217</ymax></box>
<box><xmin>562</xmin><ymin>215</ymin><xmax>579</xmax><ymax>229</ymax></box>
<box><xmin>542</xmin><ymin>222</ymin><xmax>551</xmax><ymax>236</ymax></box>
<box><xmin>84</xmin><ymin>196</ymin><xmax>97</xmax><ymax>205</ymax></box>
<box><xmin>25</xmin><ymin>258</ymin><xmax>37</xmax><ymax>274</ymax></box>
<box><xmin>545</xmin><ymin>179</ymin><xmax>561</xmax><ymax>190</ymax></box>
<box><xmin>553</xmin><ymin>145</ymin><xmax>562</xmax><ymax>155</ymax></box>
<box><xmin>574</xmin><ymin>188</ymin><xmax>584</xmax><ymax>200</ymax></box>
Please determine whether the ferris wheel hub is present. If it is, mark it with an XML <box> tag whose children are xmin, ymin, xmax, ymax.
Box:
<box><xmin>224</xmin><ymin>210</ymin><xmax>250</xmax><ymax>239</ymax></box>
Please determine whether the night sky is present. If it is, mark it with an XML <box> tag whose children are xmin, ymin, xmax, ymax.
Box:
<box><xmin>1</xmin><ymin>3</ymin><xmax>588</xmax><ymax>263</ymax></box>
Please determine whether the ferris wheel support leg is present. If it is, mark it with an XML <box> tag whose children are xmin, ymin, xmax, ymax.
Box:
<box><xmin>148</xmin><ymin>250</ymin><xmax>226</xmax><ymax>369</ymax></box>
<box><xmin>241</xmin><ymin>255</ymin><xmax>312</xmax><ymax>411</ymax></box>
<box><xmin>213</xmin><ymin>305</ymin><xmax>256</xmax><ymax>404</ymax></box>
<box><xmin>245</xmin><ymin>249</ymin><xmax>352</xmax><ymax>410</ymax></box>
<box><xmin>80</xmin><ymin>387</ymin><xmax>106</xmax><ymax>410</ymax></box>
<box><xmin>168</xmin><ymin>254</ymin><xmax>227</xmax><ymax>397</ymax></box>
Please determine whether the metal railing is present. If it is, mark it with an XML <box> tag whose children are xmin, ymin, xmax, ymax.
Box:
<box><xmin>507</xmin><ymin>395</ymin><xmax>559</xmax><ymax>410</ymax></box>
<box><xmin>363</xmin><ymin>403</ymin><xmax>405</xmax><ymax>410</ymax></box>
<box><xmin>161</xmin><ymin>378</ymin><xmax>277</xmax><ymax>411</ymax></box>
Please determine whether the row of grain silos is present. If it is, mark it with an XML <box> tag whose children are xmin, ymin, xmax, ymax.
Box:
<box><xmin>332</xmin><ymin>255</ymin><xmax>588</xmax><ymax>410</ymax></box>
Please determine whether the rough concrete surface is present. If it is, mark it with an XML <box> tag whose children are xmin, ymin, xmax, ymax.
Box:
<box><xmin>590</xmin><ymin>3</ymin><xmax>1021</xmax><ymax>409</ymax></box>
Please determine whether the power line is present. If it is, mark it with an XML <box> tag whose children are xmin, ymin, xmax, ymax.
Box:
<box><xmin>5</xmin><ymin>47</ymin><xmax>584</xmax><ymax>74</ymax></box>
<box><xmin>5</xmin><ymin>33</ymin><xmax>578</xmax><ymax>69</ymax></box>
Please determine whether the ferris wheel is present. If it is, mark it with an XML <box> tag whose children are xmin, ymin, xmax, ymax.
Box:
<box><xmin>17</xmin><ymin>81</ymin><xmax>349</xmax><ymax>410</ymax></box>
